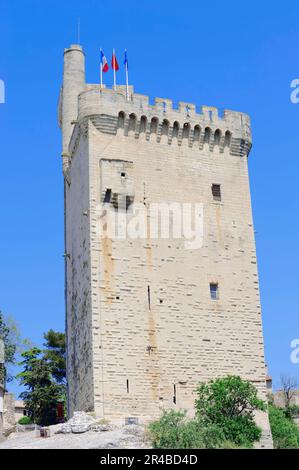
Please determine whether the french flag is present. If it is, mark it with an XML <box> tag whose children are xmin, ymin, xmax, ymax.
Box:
<box><xmin>111</xmin><ymin>49</ymin><xmax>119</xmax><ymax>71</ymax></box>
<box><xmin>100</xmin><ymin>49</ymin><xmax>109</xmax><ymax>72</ymax></box>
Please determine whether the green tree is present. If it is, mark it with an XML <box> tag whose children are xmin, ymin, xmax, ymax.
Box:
<box><xmin>269</xmin><ymin>404</ymin><xmax>299</xmax><ymax>449</ymax></box>
<box><xmin>43</xmin><ymin>330</ymin><xmax>66</xmax><ymax>384</ymax></box>
<box><xmin>0</xmin><ymin>311</ymin><xmax>30</xmax><ymax>385</ymax></box>
<box><xmin>195</xmin><ymin>375</ymin><xmax>266</xmax><ymax>447</ymax></box>
<box><xmin>149</xmin><ymin>376</ymin><xmax>266</xmax><ymax>449</ymax></box>
<box><xmin>17</xmin><ymin>347</ymin><xmax>65</xmax><ymax>426</ymax></box>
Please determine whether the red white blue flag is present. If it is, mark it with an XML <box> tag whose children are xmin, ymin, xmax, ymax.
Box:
<box><xmin>100</xmin><ymin>49</ymin><xmax>109</xmax><ymax>72</ymax></box>
<box><xmin>111</xmin><ymin>50</ymin><xmax>119</xmax><ymax>71</ymax></box>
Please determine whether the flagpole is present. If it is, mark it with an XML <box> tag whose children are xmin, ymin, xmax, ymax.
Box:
<box><xmin>125</xmin><ymin>49</ymin><xmax>129</xmax><ymax>101</ymax></box>
<box><xmin>113</xmin><ymin>48</ymin><xmax>116</xmax><ymax>90</ymax></box>
<box><xmin>100</xmin><ymin>61</ymin><xmax>103</xmax><ymax>91</ymax></box>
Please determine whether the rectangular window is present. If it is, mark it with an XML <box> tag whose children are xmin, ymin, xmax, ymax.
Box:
<box><xmin>212</xmin><ymin>184</ymin><xmax>221</xmax><ymax>201</ymax></box>
<box><xmin>103</xmin><ymin>188</ymin><xmax>112</xmax><ymax>204</ymax></box>
<box><xmin>210</xmin><ymin>283</ymin><xmax>219</xmax><ymax>300</ymax></box>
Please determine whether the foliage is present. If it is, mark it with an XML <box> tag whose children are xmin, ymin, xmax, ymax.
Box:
<box><xmin>43</xmin><ymin>330</ymin><xmax>66</xmax><ymax>384</ymax></box>
<box><xmin>269</xmin><ymin>404</ymin><xmax>299</xmax><ymax>449</ymax></box>
<box><xmin>149</xmin><ymin>376</ymin><xmax>266</xmax><ymax>449</ymax></box>
<box><xmin>18</xmin><ymin>416</ymin><xmax>33</xmax><ymax>425</ymax></box>
<box><xmin>17</xmin><ymin>347</ymin><xmax>65</xmax><ymax>426</ymax></box>
<box><xmin>149</xmin><ymin>410</ymin><xmax>204</xmax><ymax>449</ymax></box>
<box><xmin>0</xmin><ymin>311</ymin><xmax>31</xmax><ymax>385</ymax></box>
<box><xmin>195</xmin><ymin>375</ymin><xmax>265</xmax><ymax>447</ymax></box>
<box><xmin>285</xmin><ymin>404</ymin><xmax>299</xmax><ymax>419</ymax></box>
<box><xmin>148</xmin><ymin>410</ymin><xmax>240</xmax><ymax>449</ymax></box>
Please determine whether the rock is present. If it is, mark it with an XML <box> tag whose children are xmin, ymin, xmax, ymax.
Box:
<box><xmin>90</xmin><ymin>424</ymin><xmax>110</xmax><ymax>432</ymax></box>
<box><xmin>55</xmin><ymin>411</ymin><xmax>96</xmax><ymax>434</ymax></box>
<box><xmin>56</xmin><ymin>424</ymin><xmax>72</xmax><ymax>434</ymax></box>
<box><xmin>71</xmin><ymin>424</ymin><xmax>90</xmax><ymax>434</ymax></box>
<box><xmin>123</xmin><ymin>424</ymin><xmax>144</xmax><ymax>436</ymax></box>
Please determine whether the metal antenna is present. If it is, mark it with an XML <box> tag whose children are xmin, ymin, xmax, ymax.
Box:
<box><xmin>77</xmin><ymin>17</ymin><xmax>81</xmax><ymax>44</ymax></box>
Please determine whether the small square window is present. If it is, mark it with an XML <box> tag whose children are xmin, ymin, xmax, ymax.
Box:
<box><xmin>121</xmin><ymin>172</ymin><xmax>126</xmax><ymax>178</ymax></box>
<box><xmin>212</xmin><ymin>184</ymin><xmax>221</xmax><ymax>201</ymax></box>
<box><xmin>210</xmin><ymin>283</ymin><xmax>219</xmax><ymax>300</ymax></box>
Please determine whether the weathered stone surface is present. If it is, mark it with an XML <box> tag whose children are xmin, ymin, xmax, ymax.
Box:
<box><xmin>91</xmin><ymin>424</ymin><xmax>111</xmax><ymax>432</ymax></box>
<box><xmin>56</xmin><ymin>411</ymin><xmax>96</xmax><ymax>434</ymax></box>
<box><xmin>60</xmin><ymin>44</ymin><xmax>273</xmax><ymax>448</ymax></box>
<box><xmin>0</xmin><ymin>423</ymin><xmax>150</xmax><ymax>449</ymax></box>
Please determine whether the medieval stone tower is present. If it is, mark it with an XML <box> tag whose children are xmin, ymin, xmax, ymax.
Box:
<box><xmin>59</xmin><ymin>44</ymin><xmax>272</xmax><ymax>445</ymax></box>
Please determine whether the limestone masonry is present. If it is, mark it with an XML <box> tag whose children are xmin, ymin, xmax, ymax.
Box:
<box><xmin>59</xmin><ymin>44</ymin><xmax>273</xmax><ymax>447</ymax></box>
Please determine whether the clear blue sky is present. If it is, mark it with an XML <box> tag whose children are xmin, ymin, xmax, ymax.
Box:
<box><xmin>0</xmin><ymin>0</ymin><xmax>298</xmax><ymax>396</ymax></box>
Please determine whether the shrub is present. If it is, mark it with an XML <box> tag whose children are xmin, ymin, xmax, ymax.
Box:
<box><xmin>269</xmin><ymin>404</ymin><xmax>299</xmax><ymax>449</ymax></box>
<box><xmin>18</xmin><ymin>416</ymin><xmax>33</xmax><ymax>425</ymax></box>
<box><xmin>195</xmin><ymin>375</ymin><xmax>265</xmax><ymax>447</ymax></box>
<box><xmin>149</xmin><ymin>410</ymin><xmax>204</xmax><ymax>449</ymax></box>
<box><xmin>284</xmin><ymin>404</ymin><xmax>299</xmax><ymax>419</ymax></box>
<box><xmin>149</xmin><ymin>376</ymin><xmax>266</xmax><ymax>449</ymax></box>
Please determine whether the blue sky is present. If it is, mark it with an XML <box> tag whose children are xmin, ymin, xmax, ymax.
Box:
<box><xmin>0</xmin><ymin>0</ymin><xmax>298</xmax><ymax>396</ymax></box>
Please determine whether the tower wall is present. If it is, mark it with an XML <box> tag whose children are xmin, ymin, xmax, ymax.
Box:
<box><xmin>60</xmin><ymin>46</ymin><xmax>272</xmax><ymax>446</ymax></box>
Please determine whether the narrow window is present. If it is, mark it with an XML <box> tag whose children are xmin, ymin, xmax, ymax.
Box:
<box><xmin>126</xmin><ymin>379</ymin><xmax>130</xmax><ymax>393</ymax></box>
<box><xmin>103</xmin><ymin>188</ymin><xmax>112</xmax><ymax>203</ymax></box>
<box><xmin>212</xmin><ymin>184</ymin><xmax>221</xmax><ymax>201</ymax></box>
<box><xmin>210</xmin><ymin>283</ymin><xmax>219</xmax><ymax>300</ymax></box>
<box><xmin>173</xmin><ymin>384</ymin><xmax>177</xmax><ymax>404</ymax></box>
<box><xmin>148</xmin><ymin>285</ymin><xmax>151</xmax><ymax>310</ymax></box>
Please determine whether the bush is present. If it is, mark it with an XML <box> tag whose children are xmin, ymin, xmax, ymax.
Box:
<box><xmin>149</xmin><ymin>410</ymin><xmax>204</xmax><ymax>449</ymax></box>
<box><xmin>269</xmin><ymin>405</ymin><xmax>299</xmax><ymax>449</ymax></box>
<box><xmin>284</xmin><ymin>404</ymin><xmax>299</xmax><ymax>419</ymax></box>
<box><xmin>18</xmin><ymin>416</ymin><xmax>33</xmax><ymax>425</ymax></box>
<box><xmin>149</xmin><ymin>376</ymin><xmax>266</xmax><ymax>449</ymax></box>
<box><xmin>195</xmin><ymin>375</ymin><xmax>265</xmax><ymax>447</ymax></box>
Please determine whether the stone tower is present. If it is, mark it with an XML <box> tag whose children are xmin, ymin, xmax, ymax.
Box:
<box><xmin>59</xmin><ymin>44</ymin><xmax>272</xmax><ymax>445</ymax></box>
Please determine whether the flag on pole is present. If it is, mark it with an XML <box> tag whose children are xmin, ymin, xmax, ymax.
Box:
<box><xmin>111</xmin><ymin>50</ymin><xmax>119</xmax><ymax>71</ymax></box>
<box><xmin>124</xmin><ymin>50</ymin><xmax>128</xmax><ymax>69</ymax></box>
<box><xmin>100</xmin><ymin>49</ymin><xmax>109</xmax><ymax>72</ymax></box>
<box><xmin>124</xmin><ymin>49</ymin><xmax>129</xmax><ymax>100</ymax></box>
<box><xmin>112</xmin><ymin>49</ymin><xmax>119</xmax><ymax>89</ymax></box>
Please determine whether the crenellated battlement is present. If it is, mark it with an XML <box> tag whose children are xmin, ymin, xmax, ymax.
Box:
<box><xmin>68</xmin><ymin>85</ymin><xmax>252</xmax><ymax>158</ymax></box>
<box><xmin>70</xmin><ymin>85</ymin><xmax>251</xmax><ymax>157</ymax></box>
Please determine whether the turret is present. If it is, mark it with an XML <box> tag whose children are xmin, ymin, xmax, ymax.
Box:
<box><xmin>59</xmin><ymin>44</ymin><xmax>85</xmax><ymax>172</ymax></box>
